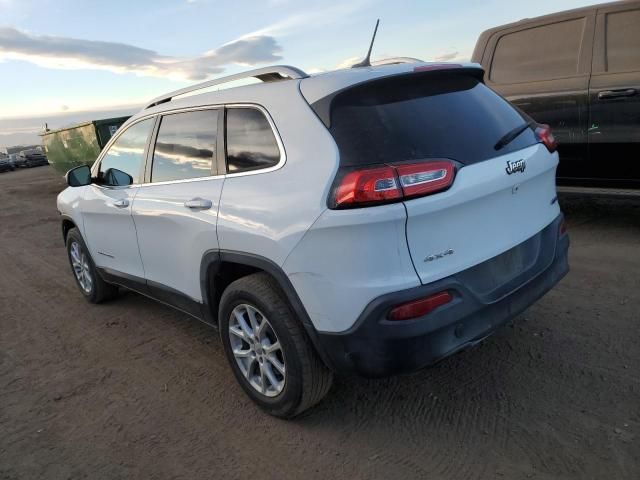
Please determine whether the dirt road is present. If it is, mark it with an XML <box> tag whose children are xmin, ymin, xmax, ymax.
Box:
<box><xmin>1</xmin><ymin>166</ymin><xmax>638</xmax><ymax>479</ymax></box>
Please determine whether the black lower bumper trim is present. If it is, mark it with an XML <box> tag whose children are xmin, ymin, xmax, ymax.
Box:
<box><xmin>316</xmin><ymin>215</ymin><xmax>570</xmax><ymax>378</ymax></box>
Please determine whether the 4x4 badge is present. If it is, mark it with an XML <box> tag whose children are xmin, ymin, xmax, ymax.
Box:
<box><xmin>424</xmin><ymin>249</ymin><xmax>454</xmax><ymax>262</ymax></box>
<box><xmin>506</xmin><ymin>159</ymin><xmax>526</xmax><ymax>175</ymax></box>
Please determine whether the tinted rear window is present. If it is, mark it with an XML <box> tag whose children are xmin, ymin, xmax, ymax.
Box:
<box><xmin>327</xmin><ymin>72</ymin><xmax>537</xmax><ymax>167</ymax></box>
<box><xmin>225</xmin><ymin>108</ymin><xmax>280</xmax><ymax>173</ymax></box>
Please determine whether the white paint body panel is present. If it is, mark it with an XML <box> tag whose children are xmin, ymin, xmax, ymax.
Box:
<box><xmin>81</xmin><ymin>184</ymin><xmax>145</xmax><ymax>278</ymax></box>
<box><xmin>56</xmin><ymin>185</ymin><xmax>88</xmax><ymax>238</ymax></box>
<box><xmin>282</xmin><ymin>203</ymin><xmax>420</xmax><ymax>333</ymax></box>
<box><xmin>132</xmin><ymin>177</ymin><xmax>224</xmax><ymax>301</ymax></box>
<box><xmin>405</xmin><ymin>145</ymin><xmax>560</xmax><ymax>285</ymax></box>
<box><xmin>216</xmin><ymin>83</ymin><xmax>338</xmax><ymax>266</ymax></box>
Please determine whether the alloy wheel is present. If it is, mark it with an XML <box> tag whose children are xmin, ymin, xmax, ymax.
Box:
<box><xmin>69</xmin><ymin>241</ymin><xmax>93</xmax><ymax>294</ymax></box>
<box><xmin>228</xmin><ymin>303</ymin><xmax>286</xmax><ymax>397</ymax></box>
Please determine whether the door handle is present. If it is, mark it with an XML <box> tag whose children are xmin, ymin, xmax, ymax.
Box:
<box><xmin>598</xmin><ymin>88</ymin><xmax>636</xmax><ymax>100</ymax></box>
<box><xmin>110</xmin><ymin>198</ymin><xmax>129</xmax><ymax>208</ymax></box>
<box><xmin>184</xmin><ymin>197</ymin><xmax>212</xmax><ymax>210</ymax></box>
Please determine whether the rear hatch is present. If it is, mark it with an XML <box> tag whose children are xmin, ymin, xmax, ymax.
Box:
<box><xmin>318</xmin><ymin>67</ymin><xmax>561</xmax><ymax>286</ymax></box>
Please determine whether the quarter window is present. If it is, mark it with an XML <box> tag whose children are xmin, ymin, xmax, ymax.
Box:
<box><xmin>225</xmin><ymin>108</ymin><xmax>280</xmax><ymax>173</ymax></box>
<box><xmin>605</xmin><ymin>9</ymin><xmax>640</xmax><ymax>72</ymax></box>
<box><xmin>151</xmin><ymin>109</ymin><xmax>218</xmax><ymax>183</ymax></box>
<box><xmin>490</xmin><ymin>18</ymin><xmax>586</xmax><ymax>83</ymax></box>
<box><xmin>98</xmin><ymin>118</ymin><xmax>154</xmax><ymax>186</ymax></box>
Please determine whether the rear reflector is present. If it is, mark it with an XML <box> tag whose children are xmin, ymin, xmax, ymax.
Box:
<box><xmin>559</xmin><ymin>220</ymin><xmax>567</xmax><ymax>236</ymax></box>
<box><xmin>535</xmin><ymin>124</ymin><xmax>558</xmax><ymax>153</ymax></box>
<box><xmin>331</xmin><ymin>160</ymin><xmax>455</xmax><ymax>208</ymax></box>
<box><xmin>388</xmin><ymin>291</ymin><xmax>453</xmax><ymax>321</ymax></box>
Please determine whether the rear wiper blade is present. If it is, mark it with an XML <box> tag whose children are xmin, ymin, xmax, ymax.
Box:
<box><xmin>494</xmin><ymin>120</ymin><xmax>536</xmax><ymax>151</ymax></box>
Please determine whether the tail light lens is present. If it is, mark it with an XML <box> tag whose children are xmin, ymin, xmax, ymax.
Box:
<box><xmin>334</xmin><ymin>166</ymin><xmax>401</xmax><ymax>206</ymax></box>
<box><xmin>331</xmin><ymin>160</ymin><xmax>456</xmax><ymax>208</ymax></box>
<box><xmin>388</xmin><ymin>291</ymin><xmax>453</xmax><ymax>321</ymax></box>
<box><xmin>535</xmin><ymin>124</ymin><xmax>558</xmax><ymax>153</ymax></box>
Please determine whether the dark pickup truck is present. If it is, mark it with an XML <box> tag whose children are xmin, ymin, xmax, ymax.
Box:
<box><xmin>472</xmin><ymin>0</ymin><xmax>640</xmax><ymax>188</ymax></box>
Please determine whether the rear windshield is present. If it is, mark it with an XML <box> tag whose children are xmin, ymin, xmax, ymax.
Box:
<box><xmin>326</xmin><ymin>72</ymin><xmax>537</xmax><ymax>166</ymax></box>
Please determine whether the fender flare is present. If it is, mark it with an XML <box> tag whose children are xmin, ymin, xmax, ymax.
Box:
<box><xmin>60</xmin><ymin>214</ymin><xmax>77</xmax><ymax>243</ymax></box>
<box><xmin>199</xmin><ymin>249</ymin><xmax>334</xmax><ymax>369</ymax></box>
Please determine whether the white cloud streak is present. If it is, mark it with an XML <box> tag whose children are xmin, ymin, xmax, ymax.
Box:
<box><xmin>0</xmin><ymin>27</ymin><xmax>282</xmax><ymax>80</ymax></box>
<box><xmin>434</xmin><ymin>51</ymin><xmax>460</xmax><ymax>62</ymax></box>
<box><xmin>242</xmin><ymin>0</ymin><xmax>373</xmax><ymax>38</ymax></box>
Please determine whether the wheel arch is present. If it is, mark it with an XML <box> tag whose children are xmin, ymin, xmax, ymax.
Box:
<box><xmin>61</xmin><ymin>215</ymin><xmax>77</xmax><ymax>243</ymax></box>
<box><xmin>200</xmin><ymin>250</ymin><xmax>333</xmax><ymax>369</ymax></box>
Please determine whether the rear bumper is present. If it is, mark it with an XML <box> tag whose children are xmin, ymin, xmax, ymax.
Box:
<box><xmin>315</xmin><ymin>214</ymin><xmax>569</xmax><ymax>378</ymax></box>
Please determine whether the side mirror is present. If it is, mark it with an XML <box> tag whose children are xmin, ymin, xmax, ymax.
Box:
<box><xmin>66</xmin><ymin>165</ymin><xmax>92</xmax><ymax>187</ymax></box>
<box><xmin>104</xmin><ymin>168</ymin><xmax>133</xmax><ymax>186</ymax></box>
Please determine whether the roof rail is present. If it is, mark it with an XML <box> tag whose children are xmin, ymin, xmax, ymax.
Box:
<box><xmin>371</xmin><ymin>57</ymin><xmax>424</xmax><ymax>66</ymax></box>
<box><xmin>145</xmin><ymin>65</ymin><xmax>308</xmax><ymax>109</ymax></box>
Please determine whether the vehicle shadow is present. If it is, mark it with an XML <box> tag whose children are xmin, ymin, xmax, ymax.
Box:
<box><xmin>559</xmin><ymin>193</ymin><xmax>640</xmax><ymax>231</ymax></box>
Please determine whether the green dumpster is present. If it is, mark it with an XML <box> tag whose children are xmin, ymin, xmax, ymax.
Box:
<box><xmin>41</xmin><ymin>116</ymin><xmax>130</xmax><ymax>175</ymax></box>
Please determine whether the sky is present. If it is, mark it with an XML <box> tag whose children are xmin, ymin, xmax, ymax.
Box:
<box><xmin>0</xmin><ymin>0</ymin><xmax>595</xmax><ymax>147</ymax></box>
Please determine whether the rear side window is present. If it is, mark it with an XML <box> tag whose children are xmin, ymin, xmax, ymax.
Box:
<box><xmin>605</xmin><ymin>9</ymin><xmax>640</xmax><ymax>72</ymax></box>
<box><xmin>490</xmin><ymin>18</ymin><xmax>586</xmax><ymax>83</ymax></box>
<box><xmin>327</xmin><ymin>72</ymin><xmax>537</xmax><ymax>167</ymax></box>
<box><xmin>99</xmin><ymin>118</ymin><xmax>154</xmax><ymax>186</ymax></box>
<box><xmin>225</xmin><ymin>108</ymin><xmax>280</xmax><ymax>173</ymax></box>
<box><xmin>151</xmin><ymin>109</ymin><xmax>218</xmax><ymax>183</ymax></box>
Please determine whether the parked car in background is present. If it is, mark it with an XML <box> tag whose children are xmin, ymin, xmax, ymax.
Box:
<box><xmin>472</xmin><ymin>0</ymin><xmax>640</xmax><ymax>188</ymax></box>
<box><xmin>0</xmin><ymin>156</ymin><xmax>14</xmax><ymax>173</ymax></box>
<box><xmin>17</xmin><ymin>150</ymin><xmax>49</xmax><ymax>168</ymax></box>
<box><xmin>12</xmin><ymin>153</ymin><xmax>27</xmax><ymax>168</ymax></box>
<box><xmin>8</xmin><ymin>153</ymin><xmax>19</xmax><ymax>169</ymax></box>
<box><xmin>57</xmin><ymin>62</ymin><xmax>569</xmax><ymax>417</ymax></box>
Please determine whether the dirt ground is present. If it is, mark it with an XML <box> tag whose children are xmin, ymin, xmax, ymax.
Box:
<box><xmin>1</xmin><ymin>166</ymin><xmax>638</xmax><ymax>480</ymax></box>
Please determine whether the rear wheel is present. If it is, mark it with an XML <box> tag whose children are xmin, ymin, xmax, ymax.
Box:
<box><xmin>66</xmin><ymin>228</ymin><xmax>118</xmax><ymax>303</ymax></box>
<box><xmin>219</xmin><ymin>272</ymin><xmax>333</xmax><ymax>418</ymax></box>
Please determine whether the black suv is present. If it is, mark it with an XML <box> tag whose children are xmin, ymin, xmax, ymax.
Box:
<box><xmin>472</xmin><ymin>0</ymin><xmax>640</xmax><ymax>188</ymax></box>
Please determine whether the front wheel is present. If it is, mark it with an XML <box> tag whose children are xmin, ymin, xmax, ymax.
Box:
<box><xmin>66</xmin><ymin>227</ymin><xmax>118</xmax><ymax>303</ymax></box>
<box><xmin>219</xmin><ymin>272</ymin><xmax>333</xmax><ymax>418</ymax></box>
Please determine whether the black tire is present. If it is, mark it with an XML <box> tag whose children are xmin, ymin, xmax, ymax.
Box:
<box><xmin>66</xmin><ymin>227</ymin><xmax>118</xmax><ymax>303</ymax></box>
<box><xmin>219</xmin><ymin>272</ymin><xmax>333</xmax><ymax>418</ymax></box>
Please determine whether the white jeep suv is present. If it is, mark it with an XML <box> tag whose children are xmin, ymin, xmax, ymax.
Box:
<box><xmin>57</xmin><ymin>62</ymin><xmax>569</xmax><ymax>417</ymax></box>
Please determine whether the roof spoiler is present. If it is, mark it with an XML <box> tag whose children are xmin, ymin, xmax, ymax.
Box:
<box><xmin>310</xmin><ymin>65</ymin><xmax>485</xmax><ymax>128</ymax></box>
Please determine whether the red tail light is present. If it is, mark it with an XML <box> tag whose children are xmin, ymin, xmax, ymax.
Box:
<box><xmin>535</xmin><ymin>124</ymin><xmax>558</xmax><ymax>153</ymax></box>
<box><xmin>388</xmin><ymin>291</ymin><xmax>453</xmax><ymax>321</ymax></box>
<box><xmin>334</xmin><ymin>166</ymin><xmax>401</xmax><ymax>206</ymax></box>
<box><xmin>331</xmin><ymin>160</ymin><xmax>455</xmax><ymax>208</ymax></box>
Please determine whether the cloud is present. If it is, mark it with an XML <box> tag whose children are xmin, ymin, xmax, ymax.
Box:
<box><xmin>0</xmin><ymin>27</ymin><xmax>282</xmax><ymax>80</ymax></box>
<box><xmin>434</xmin><ymin>51</ymin><xmax>460</xmax><ymax>62</ymax></box>
<box><xmin>335</xmin><ymin>56</ymin><xmax>361</xmax><ymax>69</ymax></box>
<box><xmin>243</xmin><ymin>0</ymin><xmax>373</xmax><ymax>38</ymax></box>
